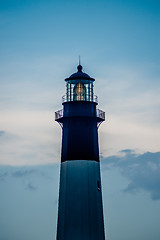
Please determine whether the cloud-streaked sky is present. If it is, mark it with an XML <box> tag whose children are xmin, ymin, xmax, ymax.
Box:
<box><xmin>1</xmin><ymin>150</ymin><xmax>160</xmax><ymax>240</ymax></box>
<box><xmin>0</xmin><ymin>0</ymin><xmax>160</xmax><ymax>239</ymax></box>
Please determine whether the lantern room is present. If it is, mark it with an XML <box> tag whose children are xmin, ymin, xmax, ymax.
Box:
<box><xmin>63</xmin><ymin>65</ymin><xmax>97</xmax><ymax>103</ymax></box>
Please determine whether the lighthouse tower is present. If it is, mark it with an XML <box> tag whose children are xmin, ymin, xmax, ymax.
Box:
<box><xmin>55</xmin><ymin>64</ymin><xmax>105</xmax><ymax>240</ymax></box>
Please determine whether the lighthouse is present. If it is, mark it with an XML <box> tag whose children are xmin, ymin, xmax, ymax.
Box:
<box><xmin>55</xmin><ymin>64</ymin><xmax>105</xmax><ymax>240</ymax></box>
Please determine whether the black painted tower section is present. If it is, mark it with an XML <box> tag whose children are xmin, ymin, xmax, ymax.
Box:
<box><xmin>60</xmin><ymin>101</ymin><xmax>100</xmax><ymax>162</ymax></box>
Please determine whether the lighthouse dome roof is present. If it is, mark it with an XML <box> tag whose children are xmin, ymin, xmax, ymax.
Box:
<box><xmin>65</xmin><ymin>65</ymin><xmax>95</xmax><ymax>81</ymax></box>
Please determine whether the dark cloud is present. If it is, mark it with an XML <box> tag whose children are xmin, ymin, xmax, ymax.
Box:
<box><xmin>26</xmin><ymin>182</ymin><xmax>37</xmax><ymax>191</ymax></box>
<box><xmin>0</xmin><ymin>131</ymin><xmax>20</xmax><ymax>143</ymax></box>
<box><xmin>12</xmin><ymin>169</ymin><xmax>36</xmax><ymax>178</ymax></box>
<box><xmin>0</xmin><ymin>167</ymin><xmax>36</xmax><ymax>181</ymax></box>
<box><xmin>0</xmin><ymin>130</ymin><xmax>5</xmax><ymax>136</ymax></box>
<box><xmin>102</xmin><ymin>150</ymin><xmax>160</xmax><ymax>201</ymax></box>
<box><xmin>0</xmin><ymin>171</ymin><xmax>8</xmax><ymax>181</ymax></box>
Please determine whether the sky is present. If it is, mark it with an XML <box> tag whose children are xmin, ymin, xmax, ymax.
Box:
<box><xmin>0</xmin><ymin>0</ymin><xmax>160</xmax><ymax>239</ymax></box>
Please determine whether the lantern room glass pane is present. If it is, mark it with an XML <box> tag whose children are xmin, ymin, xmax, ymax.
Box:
<box><xmin>73</xmin><ymin>83</ymin><xmax>86</xmax><ymax>101</ymax></box>
<box><xmin>66</xmin><ymin>80</ymin><xmax>94</xmax><ymax>102</ymax></box>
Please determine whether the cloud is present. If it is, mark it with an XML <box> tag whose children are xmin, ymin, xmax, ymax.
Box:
<box><xmin>96</xmin><ymin>64</ymin><xmax>160</xmax><ymax>158</ymax></box>
<box><xmin>0</xmin><ymin>164</ymin><xmax>59</xmax><ymax>197</ymax></box>
<box><xmin>102</xmin><ymin>150</ymin><xmax>160</xmax><ymax>200</ymax></box>
<box><xmin>26</xmin><ymin>182</ymin><xmax>37</xmax><ymax>191</ymax></box>
<box><xmin>0</xmin><ymin>112</ymin><xmax>61</xmax><ymax>165</ymax></box>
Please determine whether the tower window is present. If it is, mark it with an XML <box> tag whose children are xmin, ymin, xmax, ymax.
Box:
<box><xmin>97</xmin><ymin>180</ymin><xmax>101</xmax><ymax>191</ymax></box>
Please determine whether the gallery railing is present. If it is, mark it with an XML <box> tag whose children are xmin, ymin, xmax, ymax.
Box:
<box><xmin>55</xmin><ymin>109</ymin><xmax>63</xmax><ymax>121</ymax></box>
<box><xmin>96</xmin><ymin>109</ymin><xmax>105</xmax><ymax>121</ymax></box>
<box><xmin>62</xmin><ymin>94</ymin><xmax>98</xmax><ymax>104</ymax></box>
<box><xmin>55</xmin><ymin>108</ymin><xmax>105</xmax><ymax>121</ymax></box>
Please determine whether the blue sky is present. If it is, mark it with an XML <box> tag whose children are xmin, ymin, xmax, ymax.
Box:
<box><xmin>0</xmin><ymin>0</ymin><xmax>160</xmax><ymax>239</ymax></box>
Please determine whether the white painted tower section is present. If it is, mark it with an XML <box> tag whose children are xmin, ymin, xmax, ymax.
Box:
<box><xmin>57</xmin><ymin>160</ymin><xmax>105</xmax><ymax>240</ymax></box>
